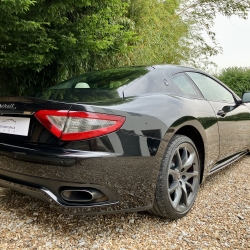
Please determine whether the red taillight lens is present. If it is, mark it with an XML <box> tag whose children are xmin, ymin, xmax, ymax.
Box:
<box><xmin>34</xmin><ymin>110</ymin><xmax>125</xmax><ymax>141</ymax></box>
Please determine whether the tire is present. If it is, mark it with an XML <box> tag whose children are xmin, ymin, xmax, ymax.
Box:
<box><xmin>150</xmin><ymin>135</ymin><xmax>200</xmax><ymax>219</ymax></box>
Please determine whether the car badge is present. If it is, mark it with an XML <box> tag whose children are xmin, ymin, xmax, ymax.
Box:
<box><xmin>0</xmin><ymin>103</ymin><xmax>16</xmax><ymax>110</ymax></box>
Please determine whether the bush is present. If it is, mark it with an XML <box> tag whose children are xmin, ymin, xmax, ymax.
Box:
<box><xmin>215</xmin><ymin>67</ymin><xmax>250</xmax><ymax>97</ymax></box>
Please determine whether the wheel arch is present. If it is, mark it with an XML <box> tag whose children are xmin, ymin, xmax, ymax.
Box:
<box><xmin>175</xmin><ymin>126</ymin><xmax>205</xmax><ymax>183</ymax></box>
<box><xmin>162</xmin><ymin>117</ymin><xmax>208</xmax><ymax>183</ymax></box>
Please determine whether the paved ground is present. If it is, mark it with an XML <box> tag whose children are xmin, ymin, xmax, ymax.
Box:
<box><xmin>0</xmin><ymin>156</ymin><xmax>249</xmax><ymax>249</ymax></box>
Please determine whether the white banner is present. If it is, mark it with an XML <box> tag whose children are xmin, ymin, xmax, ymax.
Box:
<box><xmin>0</xmin><ymin>116</ymin><xmax>30</xmax><ymax>136</ymax></box>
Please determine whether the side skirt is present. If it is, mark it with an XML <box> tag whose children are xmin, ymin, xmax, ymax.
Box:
<box><xmin>208</xmin><ymin>151</ymin><xmax>248</xmax><ymax>175</ymax></box>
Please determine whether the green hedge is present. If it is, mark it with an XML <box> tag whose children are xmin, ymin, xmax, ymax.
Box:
<box><xmin>215</xmin><ymin>67</ymin><xmax>250</xmax><ymax>97</ymax></box>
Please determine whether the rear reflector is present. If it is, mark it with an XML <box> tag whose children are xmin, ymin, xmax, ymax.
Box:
<box><xmin>34</xmin><ymin>110</ymin><xmax>125</xmax><ymax>141</ymax></box>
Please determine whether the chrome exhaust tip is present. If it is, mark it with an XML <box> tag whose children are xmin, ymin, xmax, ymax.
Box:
<box><xmin>60</xmin><ymin>188</ymin><xmax>108</xmax><ymax>203</ymax></box>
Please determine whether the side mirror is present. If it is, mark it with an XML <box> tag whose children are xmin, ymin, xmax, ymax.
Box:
<box><xmin>242</xmin><ymin>92</ymin><xmax>250</xmax><ymax>103</ymax></box>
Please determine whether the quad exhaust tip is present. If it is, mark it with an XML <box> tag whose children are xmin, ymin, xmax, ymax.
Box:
<box><xmin>60</xmin><ymin>188</ymin><xmax>108</xmax><ymax>203</ymax></box>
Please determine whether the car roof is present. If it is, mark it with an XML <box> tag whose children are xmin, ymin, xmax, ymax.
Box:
<box><xmin>151</xmin><ymin>64</ymin><xmax>205</xmax><ymax>74</ymax></box>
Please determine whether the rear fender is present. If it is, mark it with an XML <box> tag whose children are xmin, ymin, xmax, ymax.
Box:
<box><xmin>158</xmin><ymin>116</ymin><xmax>219</xmax><ymax>182</ymax></box>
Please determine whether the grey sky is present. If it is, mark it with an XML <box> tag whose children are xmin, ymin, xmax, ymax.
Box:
<box><xmin>210</xmin><ymin>14</ymin><xmax>250</xmax><ymax>70</ymax></box>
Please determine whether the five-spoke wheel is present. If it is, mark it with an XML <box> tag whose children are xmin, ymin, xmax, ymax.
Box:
<box><xmin>150</xmin><ymin>135</ymin><xmax>200</xmax><ymax>219</ymax></box>
<box><xmin>168</xmin><ymin>142</ymin><xmax>199</xmax><ymax>213</ymax></box>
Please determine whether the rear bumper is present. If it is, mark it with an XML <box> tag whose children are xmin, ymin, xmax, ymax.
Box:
<box><xmin>0</xmin><ymin>150</ymin><xmax>161</xmax><ymax>214</ymax></box>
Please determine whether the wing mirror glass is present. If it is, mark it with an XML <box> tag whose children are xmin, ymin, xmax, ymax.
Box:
<box><xmin>242</xmin><ymin>92</ymin><xmax>250</xmax><ymax>103</ymax></box>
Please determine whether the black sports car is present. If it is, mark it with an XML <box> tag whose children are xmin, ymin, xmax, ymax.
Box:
<box><xmin>1</xmin><ymin>65</ymin><xmax>250</xmax><ymax>219</ymax></box>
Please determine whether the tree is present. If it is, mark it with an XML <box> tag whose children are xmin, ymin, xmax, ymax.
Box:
<box><xmin>101</xmin><ymin>0</ymin><xmax>190</xmax><ymax>67</ymax></box>
<box><xmin>98</xmin><ymin>0</ymin><xmax>250</xmax><ymax>68</ymax></box>
<box><xmin>0</xmin><ymin>0</ymin><xmax>135</xmax><ymax>95</ymax></box>
<box><xmin>177</xmin><ymin>0</ymin><xmax>250</xmax><ymax>68</ymax></box>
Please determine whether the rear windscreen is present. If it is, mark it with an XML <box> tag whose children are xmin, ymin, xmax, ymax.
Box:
<box><xmin>36</xmin><ymin>67</ymin><xmax>149</xmax><ymax>103</ymax></box>
<box><xmin>36</xmin><ymin>66</ymin><xmax>181</xmax><ymax>103</ymax></box>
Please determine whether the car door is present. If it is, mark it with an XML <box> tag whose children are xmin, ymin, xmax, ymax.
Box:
<box><xmin>186</xmin><ymin>72</ymin><xmax>250</xmax><ymax>160</ymax></box>
<box><xmin>170</xmin><ymin>72</ymin><xmax>221</xmax><ymax>166</ymax></box>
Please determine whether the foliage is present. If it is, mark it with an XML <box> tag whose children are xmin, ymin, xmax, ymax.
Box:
<box><xmin>119</xmin><ymin>0</ymin><xmax>190</xmax><ymax>66</ymax></box>
<box><xmin>215</xmin><ymin>67</ymin><xmax>250</xmax><ymax>96</ymax></box>
<box><xmin>0</xmin><ymin>0</ymin><xmax>136</xmax><ymax>95</ymax></box>
<box><xmin>94</xmin><ymin>0</ymin><xmax>250</xmax><ymax>69</ymax></box>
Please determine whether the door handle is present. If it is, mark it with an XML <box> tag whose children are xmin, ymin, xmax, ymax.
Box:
<box><xmin>217</xmin><ymin>110</ymin><xmax>226</xmax><ymax>117</ymax></box>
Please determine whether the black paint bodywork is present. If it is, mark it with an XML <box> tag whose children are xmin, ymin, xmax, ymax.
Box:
<box><xmin>0</xmin><ymin>65</ymin><xmax>250</xmax><ymax>215</ymax></box>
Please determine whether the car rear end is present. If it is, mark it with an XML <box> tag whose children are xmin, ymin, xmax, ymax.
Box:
<box><xmin>0</xmin><ymin>96</ymin><xmax>163</xmax><ymax>214</ymax></box>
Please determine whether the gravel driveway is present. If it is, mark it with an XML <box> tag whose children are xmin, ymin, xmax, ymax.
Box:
<box><xmin>0</xmin><ymin>156</ymin><xmax>249</xmax><ymax>250</ymax></box>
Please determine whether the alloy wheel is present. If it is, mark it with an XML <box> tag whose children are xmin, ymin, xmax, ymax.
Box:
<box><xmin>167</xmin><ymin>142</ymin><xmax>199</xmax><ymax>212</ymax></box>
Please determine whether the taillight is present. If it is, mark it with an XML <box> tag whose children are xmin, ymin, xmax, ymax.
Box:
<box><xmin>34</xmin><ymin>110</ymin><xmax>125</xmax><ymax>141</ymax></box>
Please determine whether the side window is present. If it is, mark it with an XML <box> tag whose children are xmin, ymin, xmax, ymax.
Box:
<box><xmin>123</xmin><ymin>69</ymin><xmax>180</xmax><ymax>97</ymax></box>
<box><xmin>186</xmin><ymin>72</ymin><xmax>235</xmax><ymax>103</ymax></box>
<box><xmin>171</xmin><ymin>73</ymin><xmax>201</xmax><ymax>98</ymax></box>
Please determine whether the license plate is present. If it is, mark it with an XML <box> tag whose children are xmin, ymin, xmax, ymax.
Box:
<box><xmin>0</xmin><ymin>116</ymin><xmax>30</xmax><ymax>136</ymax></box>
